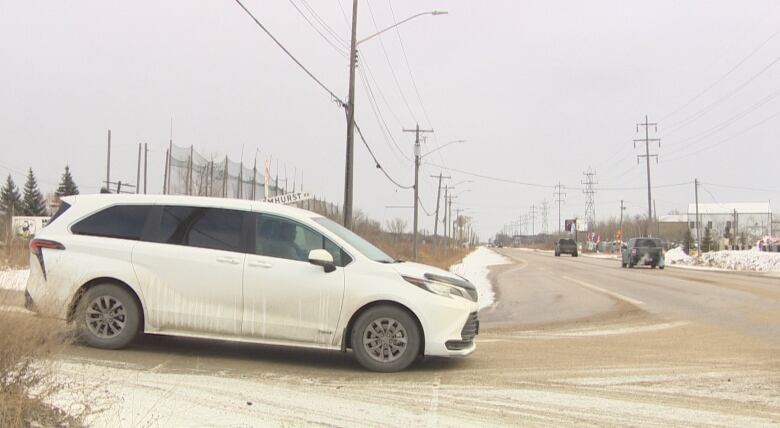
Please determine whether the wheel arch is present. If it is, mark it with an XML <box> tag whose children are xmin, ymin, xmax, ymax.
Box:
<box><xmin>67</xmin><ymin>277</ymin><xmax>145</xmax><ymax>327</ymax></box>
<box><xmin>341</xmin><ymin>300</ymin><xmax>425</xmax><ymax>356</ymax></box>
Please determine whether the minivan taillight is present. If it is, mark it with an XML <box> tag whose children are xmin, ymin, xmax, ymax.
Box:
<box><xmin>30</xmin><ymin>239</ymin><xmax>65</xmax><ymax>255</ymax></box>
<box><xmin>30</xmin><ymin>239</ymin><xmax>64</xmax><ymax>280</ymax></box>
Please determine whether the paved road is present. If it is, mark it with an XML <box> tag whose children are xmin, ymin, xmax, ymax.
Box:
<box><xmin>10</xmin><ymin>249</ymin><xmax>780</xmax><ymax>426</ymax></box>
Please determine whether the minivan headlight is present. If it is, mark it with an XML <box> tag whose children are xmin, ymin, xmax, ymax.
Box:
<box><xmin>402</xmin><ymin>276</ymin><xmax>472</xmax><ymax>301</ymax></box>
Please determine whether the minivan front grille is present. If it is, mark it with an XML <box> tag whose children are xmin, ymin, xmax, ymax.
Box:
<box><xmin>461</xmin><ymin>312</ymin><xmax>479</xmax><ymax>341</ymax></box>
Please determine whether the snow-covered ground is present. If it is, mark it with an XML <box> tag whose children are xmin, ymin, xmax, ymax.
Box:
<box><xmin>666</xmin><ymin>247</ymin><xmax>780</xmax><ymax>272</ymax></box>
<box><xmin>449</xmin><ymin>247</ymin><xmax>511</xmax><ymax>309</ymax></box>
<box><xmin>0</xmin><ymin>268</ymin><xmax>29</xmax><ymax>291</ymax></box>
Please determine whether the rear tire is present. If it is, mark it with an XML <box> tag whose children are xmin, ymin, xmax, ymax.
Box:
<box><xmin>75</xmin><ymin>283</ymin><xmax>141</xmax><ymax>350</ymax></box>
<box><xmin>351</xmin><ymin>305</ymin><xmax>421</xmax><ymax>372</ymax></box>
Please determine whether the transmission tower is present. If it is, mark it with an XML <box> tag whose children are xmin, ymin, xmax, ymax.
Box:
<box><xmin>529</xmin><ymin>205</ymin><xmax>537</xmax><ymax>236</ymax></box>
<box><xmin>634</xmin><ymin>115</ymin><xmax>660</xmax><ymax>235</ymax></box>
<box><xmin>553</xmin><ymin>182</ymin><xmax>566</xmax><ymax>234</ymax></box>
<box><xmin>582</xmin><ymin>168</ymin><xmax>598</xmax><ymax>230</ymax></box>
<box><xmin>540</xmin><ymin>200</ymin><xmax>549</xmax><ymax>234</ymax></box>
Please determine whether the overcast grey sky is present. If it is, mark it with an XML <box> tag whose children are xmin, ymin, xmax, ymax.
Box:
<box><xmin>2</xmin><ymin>1</ymin><xmax>779</xmax><ymax>238</ymax></box>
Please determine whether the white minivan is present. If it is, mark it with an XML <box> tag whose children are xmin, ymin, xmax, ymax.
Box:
<box><xmin>26</xmin><ymin>194</ymin><xmax>479</xmax><ymax>372</ymax></box>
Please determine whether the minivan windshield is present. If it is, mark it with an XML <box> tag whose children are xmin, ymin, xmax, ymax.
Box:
<box><xmin>313</xmin><ymin>217</ymin><xmax>395</xmax><ymax>263</ymax></box>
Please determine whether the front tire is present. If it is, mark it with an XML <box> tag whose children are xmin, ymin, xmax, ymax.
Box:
<box><xmin>75</xmin><ymin>283</ymin><xmax>141</xmax><ymax>350</ymax></box>
<box><xmin>351</xmin><ymin>305</ymin><xmax>421</xmax><ymax>372</ymax></box>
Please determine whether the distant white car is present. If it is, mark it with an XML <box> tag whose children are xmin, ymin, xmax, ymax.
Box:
<box><xmin>26</xmin><ymin>194</ymin><xmax>479</xmax><ymax>372</ymax></box>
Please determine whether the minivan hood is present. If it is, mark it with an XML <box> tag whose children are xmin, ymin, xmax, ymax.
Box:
<box><xmin>389</xmin><ymin>261</ymin><xmax>454</xmax><ymax>279</ymax></box>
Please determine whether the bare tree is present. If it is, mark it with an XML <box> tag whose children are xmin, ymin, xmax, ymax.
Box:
<box><xmin>386</xmin><ymin>218</ymin><xmax>407</xmax><ymax>241</ymax></box>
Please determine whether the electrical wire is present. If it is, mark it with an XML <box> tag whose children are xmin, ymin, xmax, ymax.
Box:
<box><xmin>354</xmin><ymin>122</ymin><xmax>414</xmax><ymax>189</ymax></box>
<box><xmin>659</xmin><ymin>26</ymin><xmax>780</xmax><ymax>123</ymax></box>
<box><xmin>236</xmin><ymin>0</ymin><xmax>412</xmax><ymax>193</ymax></box>
<box><xmin>286</xmin><ymin>0</ymin><xmax>347</xmax><ymax>58</ymax></box>
<box><xmin>366</xmin><ymin>0</ymin><xmax>418</xmax><ymax>123</ymax></box>
<box><xmin>234</xmin><ymin>0</ymin><xmax>345</xmax><ymax>107</ymax></box>
<box><xmin>700</xmin><ymin>181</ymin><xmax>780</xmax><ymax>193</ymax></box>
<box><xmin>665</xmin><ymin>53</ymin><xmax>780</xmax><ymax>134</ymax></box>
<box><xmin>664</xmin><ymin>108</ymin><xmax>780</xmax><ymax>163</ymax></box>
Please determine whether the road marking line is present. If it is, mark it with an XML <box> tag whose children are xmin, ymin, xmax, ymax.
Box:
<box><xmin>561</xmin><ymin>275</ymin><xmax>645</xmax><ymax>306</ymax></box>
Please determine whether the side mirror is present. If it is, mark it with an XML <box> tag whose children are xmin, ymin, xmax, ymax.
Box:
<box><xmin>308</xmin><ymin>249</ymin><xmax>336</xmax><ymax>273</ymax></box>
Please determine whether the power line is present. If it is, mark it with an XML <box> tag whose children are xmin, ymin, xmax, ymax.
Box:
<box><xmin>665</xmin><ymin>53</ymin><xmax>780</xmax><ymax>134</ymax></box>
<box><xmin>365</xmin><ymin>0</ymin><xmax>418</xmax><ymax>123</ymax></box>
<box><xmin>286</xmin><ymin>0</ymin><xmax>347</xmax><ymax>58</ymax></box>
<box><xmin>660</xmin><ymin>26</ymin><xmax>780</xmax><ymax>123</ymax></box>
<box><xmin>236</xmin><ymin>0</ymin><xmax>411</xmax><ymax>194</ymax></box>
<box><xmin>664</xmin><ymin>108</ymin><xmax>780</xmax><ymax>163</ymax></box>
<box><xmin>700</xmin><ymin>181</ymin><xmax>780</xmax><ymax>193</ymax></box>
<box><xmin>354</xmin><ymin>122</ymin><xmax>413</xmax><ymax>189</ymax></box>
<box><xmin>234</xmin><ymin>0</ymin><xmax>345</xmax><ymax>107</ymax></box>
<box><xmin>663</xmin><ymin>86</ymin><xmax>780</xmax><ymax>157</ymax></box>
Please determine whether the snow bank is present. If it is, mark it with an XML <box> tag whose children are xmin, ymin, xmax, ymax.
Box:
<box><xmin>0</xmin><ymin>268</ymin><xmax>29</xmax><ymax>291</ymax></box>
<box><xmin>667</xmin><ymin>248</ymin><xmax>780</xmax><ymax>272</ymax></box>
<box><xmin>450</xmin><ymin>247</ymin><xmax>511</xmax><ymax>309</ymax></box>
<box><xmin>665</xmin><ymin>247</ymin><xmax>692</xmax><ymax>264</ymax></box>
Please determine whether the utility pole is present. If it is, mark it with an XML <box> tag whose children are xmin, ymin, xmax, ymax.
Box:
<box><xmin>342</xmin><ymin>0</ymin><xmax>359</xmax><ymax>229</ymax></box>
<box><xmin>143</xmin><ymin>143</ymin><xmax>148</xmax><ymax>194</ymax></box>
<box><xmin>619</xmin><ymin>200</ymin><xmax>626</xmax><ymax>241</ymax></box>
<box><xmin>553</xmin><ymin>182</ymin><xmax>566</xmax><ymax>234</ymax></box>
<box><xmin>403</xmin><ymin>124</ymin><xmax>434</xmax><ymax>261</ymax></box>
<box><xmin>442</xmin><ymin>186</ymin><xmax>449</xmax><ymax>246</ymax></box>
<box><xmin>136</xmin><ymin>143</ymin><xmax>142</xmax><ymax>194</ymax></box>
<box><xmin>529</xmin><ymin>205</ymin><xmax>537</xmax><ymax>236</ymax></box>
<box><xmin>105</xmin><ymin>129</ymin><xmax>111</xmax><ymax>191</ymax></box>
<box><xmin>431</xmin><ymin>173</ymin><xmax>451</xmax><ymax>252</ymax></box>
<box><xmin>448</xmin><ymin>194</ymin><xmax>456</xmax><ymax>247</ymax></box>
<box><xmin>695</xmin><ymin>179</ymin><xmax>701</xmax><ymax>254</ymax></box>
<box><xmin>635</xmin><ymin>115</ymin><xmax>660</xmax><ymax>236</ymax></box>
<box><xmin>540</xmin><ymin>200</ymin><xmax>549</xmax><ymax>235</ymax></box>
<box><xmin>582</xmin><ymin>168</ymin><xmax>597</xmax><ymax>231</ymax></box>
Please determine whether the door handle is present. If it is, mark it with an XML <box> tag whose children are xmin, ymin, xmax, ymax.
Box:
<box><xmin>248</xmin><ymin>260</ymin><xmax>273</xmax><ymax>269</ymax></box>
<box><xmin>216</xmin><ymin>256</ymin><xmax>240</xmax><ymax>265</ymax></box>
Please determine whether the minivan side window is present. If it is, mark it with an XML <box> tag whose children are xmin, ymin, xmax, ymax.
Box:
<box><xmin>255</xmin><ymin>214</ymin><xmax>351</xmax><ymax>267</ymax></box>
<box><xmin>71</xmin><ymin>205</ymin><xmax>152</xmax><ymax>240</ymax></box>
<box><xmin>183</xmin><ymin>208</ymin><xmax>244</xmax><ymax>252</ymax></box>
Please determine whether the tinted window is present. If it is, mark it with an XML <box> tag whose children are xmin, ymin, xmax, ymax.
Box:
<box><xmin>153</xmin><ymin>205</ymin><xmax>200</xmax><ymax>244</ymax></box>
<box><xmin>559</xmin><ymin>239</ymin><xmax>575</xmax><ymax>245</ymax></box>
<box><xmin>72</xmin><ymin>205</ymin><xmax>152</xmax><ymax>240</ymax></box>
<box><xmin>256</xmin><ymin>215</ymin><xmax>350</xmax><ymax>266</ymax></box>
<box><xmin>183</xmin><ymin>208</ymin><xmax>243</xmax><ymax>252</ymax></box>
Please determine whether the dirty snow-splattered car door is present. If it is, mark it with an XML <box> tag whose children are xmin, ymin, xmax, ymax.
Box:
<box><xmin>132</xmin><ymin>206</ymin><xmax>247</xmax><ymax>335</ymax></box>
<box><xmin>242</xmin><ymin>213</ymin><xmax>345</xmax><ymax>346</ymax></box>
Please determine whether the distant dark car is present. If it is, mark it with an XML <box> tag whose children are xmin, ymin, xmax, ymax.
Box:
<box><xmin>555</xmin><ymin>238</ymin><xmax>578</xmax><ymax>257</ymax></box>
<box><xmin>621</xmin><ymin>238</ymin><xmax>665</xmax><ymax>269</ymax></box>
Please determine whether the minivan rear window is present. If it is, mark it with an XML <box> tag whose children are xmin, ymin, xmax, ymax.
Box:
<box><xmin>46</xmin><ymin>201</ymin><xmax>71</xmax><ymax>227</ymax></box>
<box><xmin>71</xmin><ymin>205</ymin><xmax>152</xmax><ymax>240</ymax></box>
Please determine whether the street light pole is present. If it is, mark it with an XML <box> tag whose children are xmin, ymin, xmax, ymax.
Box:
<box><xmin>342</xmin><ymin>0</ymin><xmax>359</xmax><ymax>228</ymax></box>
<box><xmin>342</xmin><ymin>7</ymin><xmax>447</xmax><ymax>230</ymax></box>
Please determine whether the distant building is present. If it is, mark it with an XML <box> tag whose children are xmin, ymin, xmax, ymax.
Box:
<box><xmin>687</xmin><ymin>202</ymin><xmax>772</xmax><ymax>247</ymax></box>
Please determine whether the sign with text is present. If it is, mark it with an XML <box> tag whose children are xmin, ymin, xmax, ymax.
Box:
<box><xmin>262</xmin><ymin>192</ymin><xmax>313</xmax><ymax>205</ymax></box>
<box><xmin>12</xmin><ymin>216</ymin><xmax>50</xmax><ymax>238</ymax></box>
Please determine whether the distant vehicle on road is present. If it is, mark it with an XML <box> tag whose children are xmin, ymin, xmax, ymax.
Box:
<box><xmin>555</xmin><ymin>238</ymin><xmax>578</xmax><ymax>257</ymax></box>
<box><xmin>25</xmin><ymin>194</ymin><xmax>480</xmax><ymax>372</ymax></box>
<box><xmin>621</xmin><ymin>237</ymin><xmax>665</xmax><ymax>269</ymax></box>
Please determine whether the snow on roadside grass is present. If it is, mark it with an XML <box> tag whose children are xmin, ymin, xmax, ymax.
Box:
<box><xmin>667</xmin><ymin>248</ymin><xmax>780</xmax><ymax>272</ymax></box>
<box><xmin>0</xmin><ymin>268</ymin><xmax>29</xmax><ymax>291</ymax></box>
<box><xmin>450</xmin><ymin>247</ymin><xmax>511</xmax><ymax>309</ymax></box>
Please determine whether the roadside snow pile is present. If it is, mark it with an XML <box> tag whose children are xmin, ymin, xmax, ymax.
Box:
<box><xmin>669</xmin><ymin>249</ymin><xmax>780</xmax><ymax>272</ymax></box>
<box><xmin>450</xmin><ymin>246</ymin><xmax>511</xmax><ymax>309</ymax></box>
<box><xmin>665</xmin><ymin>247</ymin><xmax>693</xmax><ymax>264</ymax></box>
<box><xmin>0</xmin><ymin>268</ymin><xmax>29</xmax><ymax>291</ymax></box>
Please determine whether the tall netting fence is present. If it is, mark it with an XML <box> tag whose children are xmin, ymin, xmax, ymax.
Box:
<box><xmin>164</xmin><ymin>143</ymin><xmax>342</xmax><ymax>219</ymax></box>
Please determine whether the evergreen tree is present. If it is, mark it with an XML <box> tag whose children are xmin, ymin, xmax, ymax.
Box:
<box><xmin>702</xmin><ymin>226</ymin><xmax>713</xmax><ymax>253</ymax></box>
<box><xmin>55</xmin><ymin>165</ymin><xmax>79</xmax><ymax>197</ymax></box>
<box><xmin>22</xmin><ymin>168</ymin><xmax>47</xmax><ymax>216</ymax></box>
<box><xmin>0</xmin><ymin>174</ymin><xmax>23</xmax><ymax>217</ymax></box>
